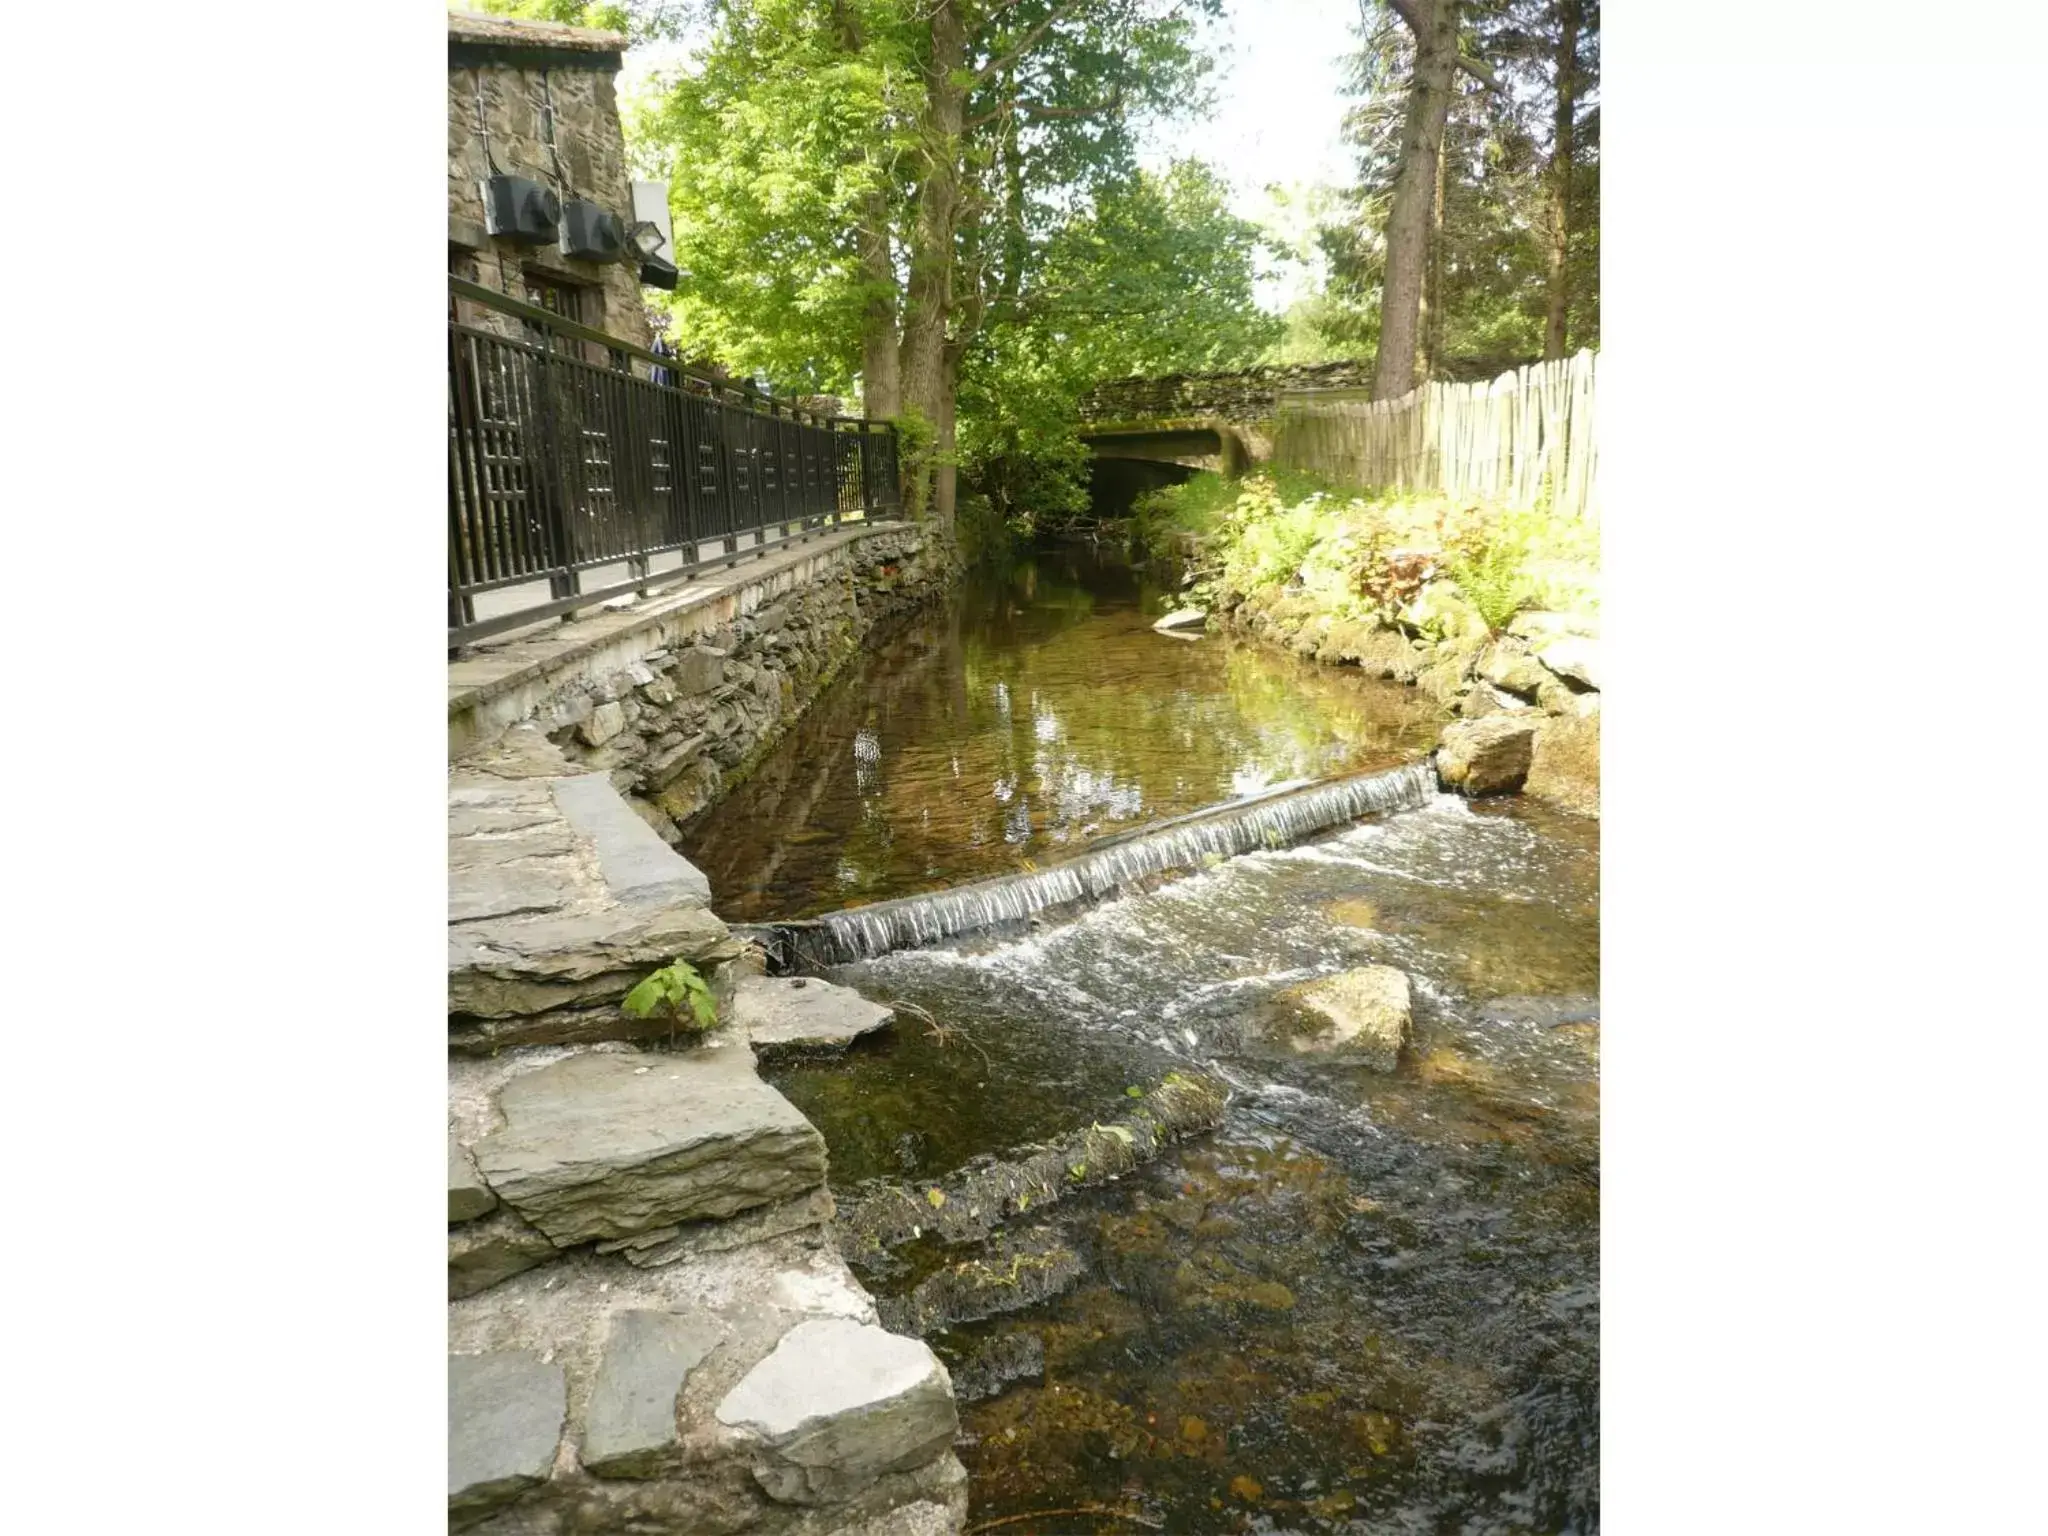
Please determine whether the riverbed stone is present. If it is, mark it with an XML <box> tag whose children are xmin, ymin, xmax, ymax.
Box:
<box><xmin>471</xmin><ymin>1044</ymin><xmax>827</xmax><ymax>1247</ymax></box>
<box><xmin>735</xmin><ymin>975</ymin><xmax>895</xmax><ymax>1054</ymax></box>
<box><xmin>1436</xmin><ymin>715</ymin><xmax>1538</xmax><ymax>797</ymax></box>
<box><xmin>450</xmin><ymin>1133</ymin><xmax>497</xmax><ymax>1222</ymax></box>
<box><xmin>449</xmin><ymin>1349</ymin><xmax>566</xmax><ymax>1525</ymax></box>
<box><xmin>581</xmin><ymin>1308</ymin><xmax>723</xmax><ymax>1477</ymax></box>
<box><xmin>1280</xmin><ymin>965</ymin><xmax>1412</xmax><ymax>1070</ymax></box>
<box><xmin>715</xmin><ymin>1317</ymin><xmax>958</xmax><ymax>1505</ymax></box>
<box><xmin>1154</xmin><ymin>607</ymin><xmax>1208</xmax><ymax>633</ymax></box>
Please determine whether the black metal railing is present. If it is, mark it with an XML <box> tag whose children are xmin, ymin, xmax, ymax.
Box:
<box><xmin>448</xmin><ymin>277</ymin><xmax>901</xmax><ymax>648</ymax></box>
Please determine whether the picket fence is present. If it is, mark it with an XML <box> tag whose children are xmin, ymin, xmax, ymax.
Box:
<box><xmin>1271</xmin><ymin>349</ymin><xmax>1599</xmax><ymax>521</ymax></box>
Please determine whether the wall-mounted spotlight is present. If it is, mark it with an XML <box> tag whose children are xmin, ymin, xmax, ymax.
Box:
<box><xmin>631</xmin><ymin>180</ymin><xmax>680</xmax><ymax>290</ymax></box>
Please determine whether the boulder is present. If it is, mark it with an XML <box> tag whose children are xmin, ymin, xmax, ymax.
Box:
<box><xmin>1508</xmin><ymin>608</ymin><xmax>1598</xmax><ymax>643</ymax></box>
<box><xmin>470</xmin><ymin>1045</ymin><xmax>827</xmax><ymax>1247</ymax></box>
<box><xmin>734</xmin><ymin>975</ymin><xmax>895</xmax><ymax>1054</ymax></box>
<box><xmin>1536</xmin><ymin>634</ymin><xmax>1600</xmax><ymax>692</ymax></box>
<box><xmin>449</xmin><ymin>1134</ymin><xmax>497</xmax><ymax>1223</ymax></box>
<box><xmin>1322</xmin><ymin>620</ymin><xmax>1424</xmax><ymax>682</ymax></box>
<box><xmin>1479</xmin><ymin>642</ymin><xmax>1550</xmax><ymax>699</ymax></box>
<box><xmin>1524</xmin><ymin>712</ymin><xmax>1600</xmax><ymax>817</ymax></box>
<box><xmin>449</xmin><ymin>1350</ymin><xmax>565</xmax><ymax>1526</ymax></box>
<box><xmin>1435</xmin><ymin>715</ymin><xmax>1538</xmax><ymax>797</ymax></box>
<box><xmin>1279</xmin><ymin>965</ymin><xmax>1412</xmax><ymax>1071</ymax></box>
<box><xmin>1457</xmin><ymin>681</ymin><xmax>1533</xmax><ymax>721</ymax></box>
<box><xmin>581</xmin><ymin>1309</ymin><xmax>724</xmax><ymax>1477</ymax></box>
<box><xmin>1153</xmin><ymin>607</ymin><xmax>1208</xmax><ymax>633</ymax></box>
<box><xmin>715</xmin><ymin>1318</ymin><xmax>958</xmax><ymax>1505</ymax></box>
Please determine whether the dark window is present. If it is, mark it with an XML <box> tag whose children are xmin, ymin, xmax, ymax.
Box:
<box><xmin>521</xmin><ymin>270</ymin><xmax>595</xmax><ymax>359</ymax></box>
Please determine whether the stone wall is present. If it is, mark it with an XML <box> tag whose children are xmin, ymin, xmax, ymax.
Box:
<box><xmin>474</xmin><ymin>525</ymin><xmax>952</xmax><ymax>836</ymax></box>
<box><xmin>1078</xmin><ymin>360</ymin><xmax>1376</xmax><ymax>427</ymax></box>
<box><xmin>447</xmin><ymin>12</ymin><xmax>650</xmax><ymax>346</ymax></box>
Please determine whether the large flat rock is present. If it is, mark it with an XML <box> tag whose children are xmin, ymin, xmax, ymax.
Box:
<box><xmin>716</xmin><ymin>1317</ymin><xmax>958</xmax><ymax>1505</ymax></box>
<box><xmin>470</xmin><ymin>1044</ymin><xmax>827</xmax><ymax>1247</ymax></box>
<box><xmin>449</xmin><ymin>1349</ymin><xmax>565</xmax><ymax>1526</ymax></box>
<box><xmin>449</xmin><ymin>769</ymin><xmax>735</xmax><ymax>1047</ymax></box>
<box><xmin>581</xmin><ymin>1308</ymin><xmax>723</xmax><ymax>1477</ymax></box>
<box><xmin>734</xmin><ymin>975</ymin><xmax>895</xmax><ymax>1054</ymax></box>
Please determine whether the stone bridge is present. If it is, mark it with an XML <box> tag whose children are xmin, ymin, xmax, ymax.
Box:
<box><xmin>1076</xmin><ymin>360</ymin><xmax>1375</xmax><ymax>511</ymax></box>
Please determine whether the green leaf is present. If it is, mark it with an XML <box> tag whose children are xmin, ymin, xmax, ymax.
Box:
<box><xmin>926</xmin><ymin>1187</ymin><xmax>946</xmax><ymax>1209</ymax></box>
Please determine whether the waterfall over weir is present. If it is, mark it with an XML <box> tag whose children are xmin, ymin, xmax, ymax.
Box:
<box><xmin>744</xmin><ymin>757</ymin><xmax>1438</xmax><ymax>969</ymax></box>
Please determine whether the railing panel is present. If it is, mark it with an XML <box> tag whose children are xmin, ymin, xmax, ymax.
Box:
<box><xmin>449</xmin><ymin>278</ymin><xmax>903</xmax><ymax>647</ymax></box>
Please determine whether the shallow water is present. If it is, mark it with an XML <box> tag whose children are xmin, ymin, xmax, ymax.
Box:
<box><xmin>689</xmin><ymin>548</ymin><xmax>1599</xmax><ymax>1533</ymax></box>
<box><xmin>679</xmin><ymin>547</ymin><xmax>1444</xmax><ymax>921</ymax></box>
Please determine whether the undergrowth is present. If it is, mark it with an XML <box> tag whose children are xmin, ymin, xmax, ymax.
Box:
<box><xmin>1158</xmin><ymin>471</ymin><xmax>1597</xmax><ymax>638</ymax></box>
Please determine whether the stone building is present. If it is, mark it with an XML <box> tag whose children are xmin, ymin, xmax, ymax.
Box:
<box><xmin>447</xmin><ymin>9</ymin><xmax>653</xmax><ymax>347</ymax></box>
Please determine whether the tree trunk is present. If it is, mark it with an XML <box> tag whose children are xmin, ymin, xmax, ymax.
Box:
<box><xmin>857</xmin><ymin>188</ymin><xmax>901</xmax><ymax>418</ymax></box>
<box><xmin>833</xmin><ymin>0</ymin><xmax>901</xmax><ymax>416</ymax></box>
<box><xmin>1421</xmin><ymin>125</ymin><xmax>1447</xmax><ymax>382</ymax></box>
<box><xmin>1544</xmin><ymin>0</ymin><xmax>1582</xmax><ymax>360</ymax></box>
<box><xmin>899</xmin><ymin>0</ymin><xmax>965</xmax><ymax>523</ymax></box>
<box><xmin>1372</xmin><ymin>0</ymin><xmax>1460</xmax><ymax>402</ymax></box>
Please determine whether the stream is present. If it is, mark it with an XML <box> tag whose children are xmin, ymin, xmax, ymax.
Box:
<box><xmin>680</xmin><ymin>548</ymin><xmax>1599</xmax><ymax>1534</ymax></box>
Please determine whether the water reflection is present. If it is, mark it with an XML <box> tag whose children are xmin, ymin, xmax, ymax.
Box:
<box><xmin>681</xmin><ymin>547</ymin><xmax>1446</xmax><ymax>920</ymax></box>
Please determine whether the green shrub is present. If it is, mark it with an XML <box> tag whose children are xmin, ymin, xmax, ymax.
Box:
<box><xmin>622</xmin><ymin>960</ymin><xmax>718</xmax><ymax>1045</ymax></box>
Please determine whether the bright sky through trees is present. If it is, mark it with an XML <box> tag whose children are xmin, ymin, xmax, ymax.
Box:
<box><xmin>612</xmin><ymin>0</ymin><xmax>1357</xmax><ymax>315</ymax></box>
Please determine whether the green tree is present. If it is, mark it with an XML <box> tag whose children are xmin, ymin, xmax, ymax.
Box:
<box><xmin>959</xmin><ymin>161</ymin><xmax>1280</xmax><ymax>528</ymax></box>
<box><xmin>629</xmin><ymin>0</ymin><xmax>1225</xmax><ymax>527</ymax></box>
<box><xmin>1316</xmin><ymin>0</ymin><xmax>1598</xmax><ymax>386</ymax></box>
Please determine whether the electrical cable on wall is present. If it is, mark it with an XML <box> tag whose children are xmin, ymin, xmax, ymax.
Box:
<box><xmin>541</xmin><ymin>70</ymin><xmax>572</xmax><ymax>197</ymax></box>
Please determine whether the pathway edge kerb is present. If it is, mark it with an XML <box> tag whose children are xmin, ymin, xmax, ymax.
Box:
<box><xmin>449</xmin><ymin>522</ymin><xmax>909</xmax><ymax>720</ymax></box>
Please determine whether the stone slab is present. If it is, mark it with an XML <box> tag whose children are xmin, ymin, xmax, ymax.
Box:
<box><xmin>715</xmin><ymin>1317</ymin><xmax>957</xmax><ymax>1505</ymax></box>
<box><xmin>551</xmin><ymin>772</ymin><xmax>711</xmax><ymax>908</ymax></box>
<box><xmin>449</xmin><ymin>1349</ymin><xmax>565</xmax><ymax>1525</ymax></box>
<box><xmin>471</xmin><ymin>1044</ymin><xmax>827</xmax><ymax>1247</ymax></box>
<box><xmin>450</xmin><ymin>1134</ymin><xmax>497</xmax><ymax>1223</ymax></box>
<box><xmin>734</xmin><ymin>975</ymin><xmax>895</xmax><ymax>1054</ymax></box>
<box><xmin>596</xmin><ymin>1186</ymin><xmax>836</xmax><ymax>1268</ymax></box>
<box><xmin>581</xmin><ymin>1308</ymin><xmax>724</xmax><ymax>1477</ymax></box>
<box><xmin>449</xmin><ymin>1208</ymin><xmax>560</xmax><ymax>1300</ymax></box>
<box><xmin>1154</xmin><ymin>607</ymin><xmax>1209</xmax><ymax>633</ymax></box>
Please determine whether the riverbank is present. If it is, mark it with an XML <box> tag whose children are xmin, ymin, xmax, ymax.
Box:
<box><xmin>1135</xmin><ymin>472</ymin><xmax>1601</xmax><ymax>816</ymax></box>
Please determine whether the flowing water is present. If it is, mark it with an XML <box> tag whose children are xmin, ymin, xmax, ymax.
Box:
<box><xmin>683</xmin><ymin>549</ymin><xmax>1599</xmax><ymax>1534</ymax></box>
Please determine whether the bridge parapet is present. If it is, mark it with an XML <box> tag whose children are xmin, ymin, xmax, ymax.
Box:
<box><xmin>1078</xmin><ymin>360</ymin><xmax>1376</xmax><ymax>428</ymax></box>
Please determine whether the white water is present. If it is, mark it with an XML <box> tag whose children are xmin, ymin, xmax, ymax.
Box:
<box><xmin>786</xmin><ymin>759</ymin><xmax>1438</xmax><ymax>963</ymax></box>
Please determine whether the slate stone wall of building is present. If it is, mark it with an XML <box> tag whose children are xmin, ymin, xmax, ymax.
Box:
<box><xmin>447</xmin><ymin>13</ymin><xmax>650</xmax><ymax>347</ymax></box>
<box><xmin>528</xmin><ymin>526</ymin><xmax>951</xmax><ymax>836</ymax></box>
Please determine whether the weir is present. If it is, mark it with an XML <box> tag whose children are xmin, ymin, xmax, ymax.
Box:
<box><xmin>746</xmin><ymin>758</ymin><xmax>1438</xmax><ymax>967</ymax></box>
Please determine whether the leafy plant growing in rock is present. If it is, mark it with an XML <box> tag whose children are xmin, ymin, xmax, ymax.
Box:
<box><xmin>622</xmin><ymin>960</ymin><xmax>718</xmax><ymax>1046</ymax></box>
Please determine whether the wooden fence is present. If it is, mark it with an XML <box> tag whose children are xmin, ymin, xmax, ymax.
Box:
<box><xmin>1271</xmin><ymin>349</ymin><xmax>1599</xmax><ymax>521</ymax></box>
